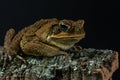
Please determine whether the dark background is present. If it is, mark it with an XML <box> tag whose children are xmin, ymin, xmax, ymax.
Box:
<box><xmin>0</xmin><ymin>0</ymin><xmax>119</xmax><ymax>79</ymax></box>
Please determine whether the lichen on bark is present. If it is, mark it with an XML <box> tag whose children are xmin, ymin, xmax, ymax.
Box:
<box><xmin>0</xmin><ymin>46</ymin><xmax>119</xmax><ymax>80</ymax></box>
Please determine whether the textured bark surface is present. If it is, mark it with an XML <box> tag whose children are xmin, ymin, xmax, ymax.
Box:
<box><xmin>0</xmin><ymin>46</ymin><xmax>119</xmax><ymax>80</ymax></box>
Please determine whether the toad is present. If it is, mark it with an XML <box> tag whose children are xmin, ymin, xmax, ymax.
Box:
<box><xmin>3</xmin><ymin>18</ymin><xmax>85</xmax><ymax>62</ymax></box>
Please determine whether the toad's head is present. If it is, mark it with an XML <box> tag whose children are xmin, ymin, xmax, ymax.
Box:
<box><xmin>35</xmin><ymin>18</ymin><xmax>85</xmax><ymax>50</ymax></box>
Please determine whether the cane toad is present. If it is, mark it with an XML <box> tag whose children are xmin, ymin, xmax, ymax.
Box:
<box><xmin>4</xmin><ymin>18</ymin><xmax>85</xmax><ymax>62</ymax></box>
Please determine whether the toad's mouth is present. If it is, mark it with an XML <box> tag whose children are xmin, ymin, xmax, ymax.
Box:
<box><xmin>47</xmin><ymin>33</ymin><xmax>85</xmax><ymax>44</ymax></box>
<box><xmin>52</xmin><ymin>36</ymin><xmax>84</xmax><ymax>42</ymax></box>
<box><xmin>50</xmin><ymin>33</ymin><xmax>85</xmax><ymax>39</ymax></box>
<box><xmin>47</xmin><ymin>33</ymin><xmax>85</xmax><ymax>49</ymax></box>
<box><xmin>50</xmin><ymin>37</ymin><xmax>83</xmax><ymax>45</ymax></box>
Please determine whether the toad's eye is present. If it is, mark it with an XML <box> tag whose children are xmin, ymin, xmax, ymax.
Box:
<box><xmin>59</xmin><ymin>23</ymin><xmax>70</xmax><ymax>32</ymax></box>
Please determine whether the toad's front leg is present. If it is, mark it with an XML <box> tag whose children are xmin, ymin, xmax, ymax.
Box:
<box><xmin>20</xmin><ymin>39</ymin><xmax>68</xmax><ymax>57</ymax></box>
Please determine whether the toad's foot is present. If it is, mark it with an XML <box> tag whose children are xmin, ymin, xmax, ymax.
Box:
<box><xmin>3</xmin><ymin>49</ymin><xmax>27</xmax><ymax>64</ymax></box>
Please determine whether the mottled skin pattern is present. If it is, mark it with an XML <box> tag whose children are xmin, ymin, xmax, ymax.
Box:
<box><xmin>3</xmin><ymin>18</ymin><xmax>85</xmax><ymax>62</ymax></box>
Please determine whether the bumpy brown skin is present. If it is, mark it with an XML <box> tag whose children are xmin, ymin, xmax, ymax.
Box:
<box><xmin>4</xmin><ymin>18</ymin><xmax>85</xmax><ymax>62</ymax></box>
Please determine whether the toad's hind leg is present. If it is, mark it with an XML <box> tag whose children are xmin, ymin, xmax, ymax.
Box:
<box><xmin>21</xmin><ymin>41</ymin><xmax>68</xmax><ymax>57</ymax></box>
<box><xmin>4</xmin><ymin>28</ymin><xmax>26</xmax><ymax>63</ymax></box>
<box><xmin>4</xmin><ymin>28</ymin><xmax>16</xmax><ymax>60</ymax></box>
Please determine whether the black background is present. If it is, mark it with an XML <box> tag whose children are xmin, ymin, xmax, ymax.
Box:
<box><xmin>0</xmin><ymin>0</ymin><xmax>120</xmax><ymax>79</ymax></box>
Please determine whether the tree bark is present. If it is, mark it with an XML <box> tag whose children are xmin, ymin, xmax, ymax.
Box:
<box><xmin>0</xmin><ymin>46</ymin><xmax>119</xmax><ymax>80</ymax></box>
